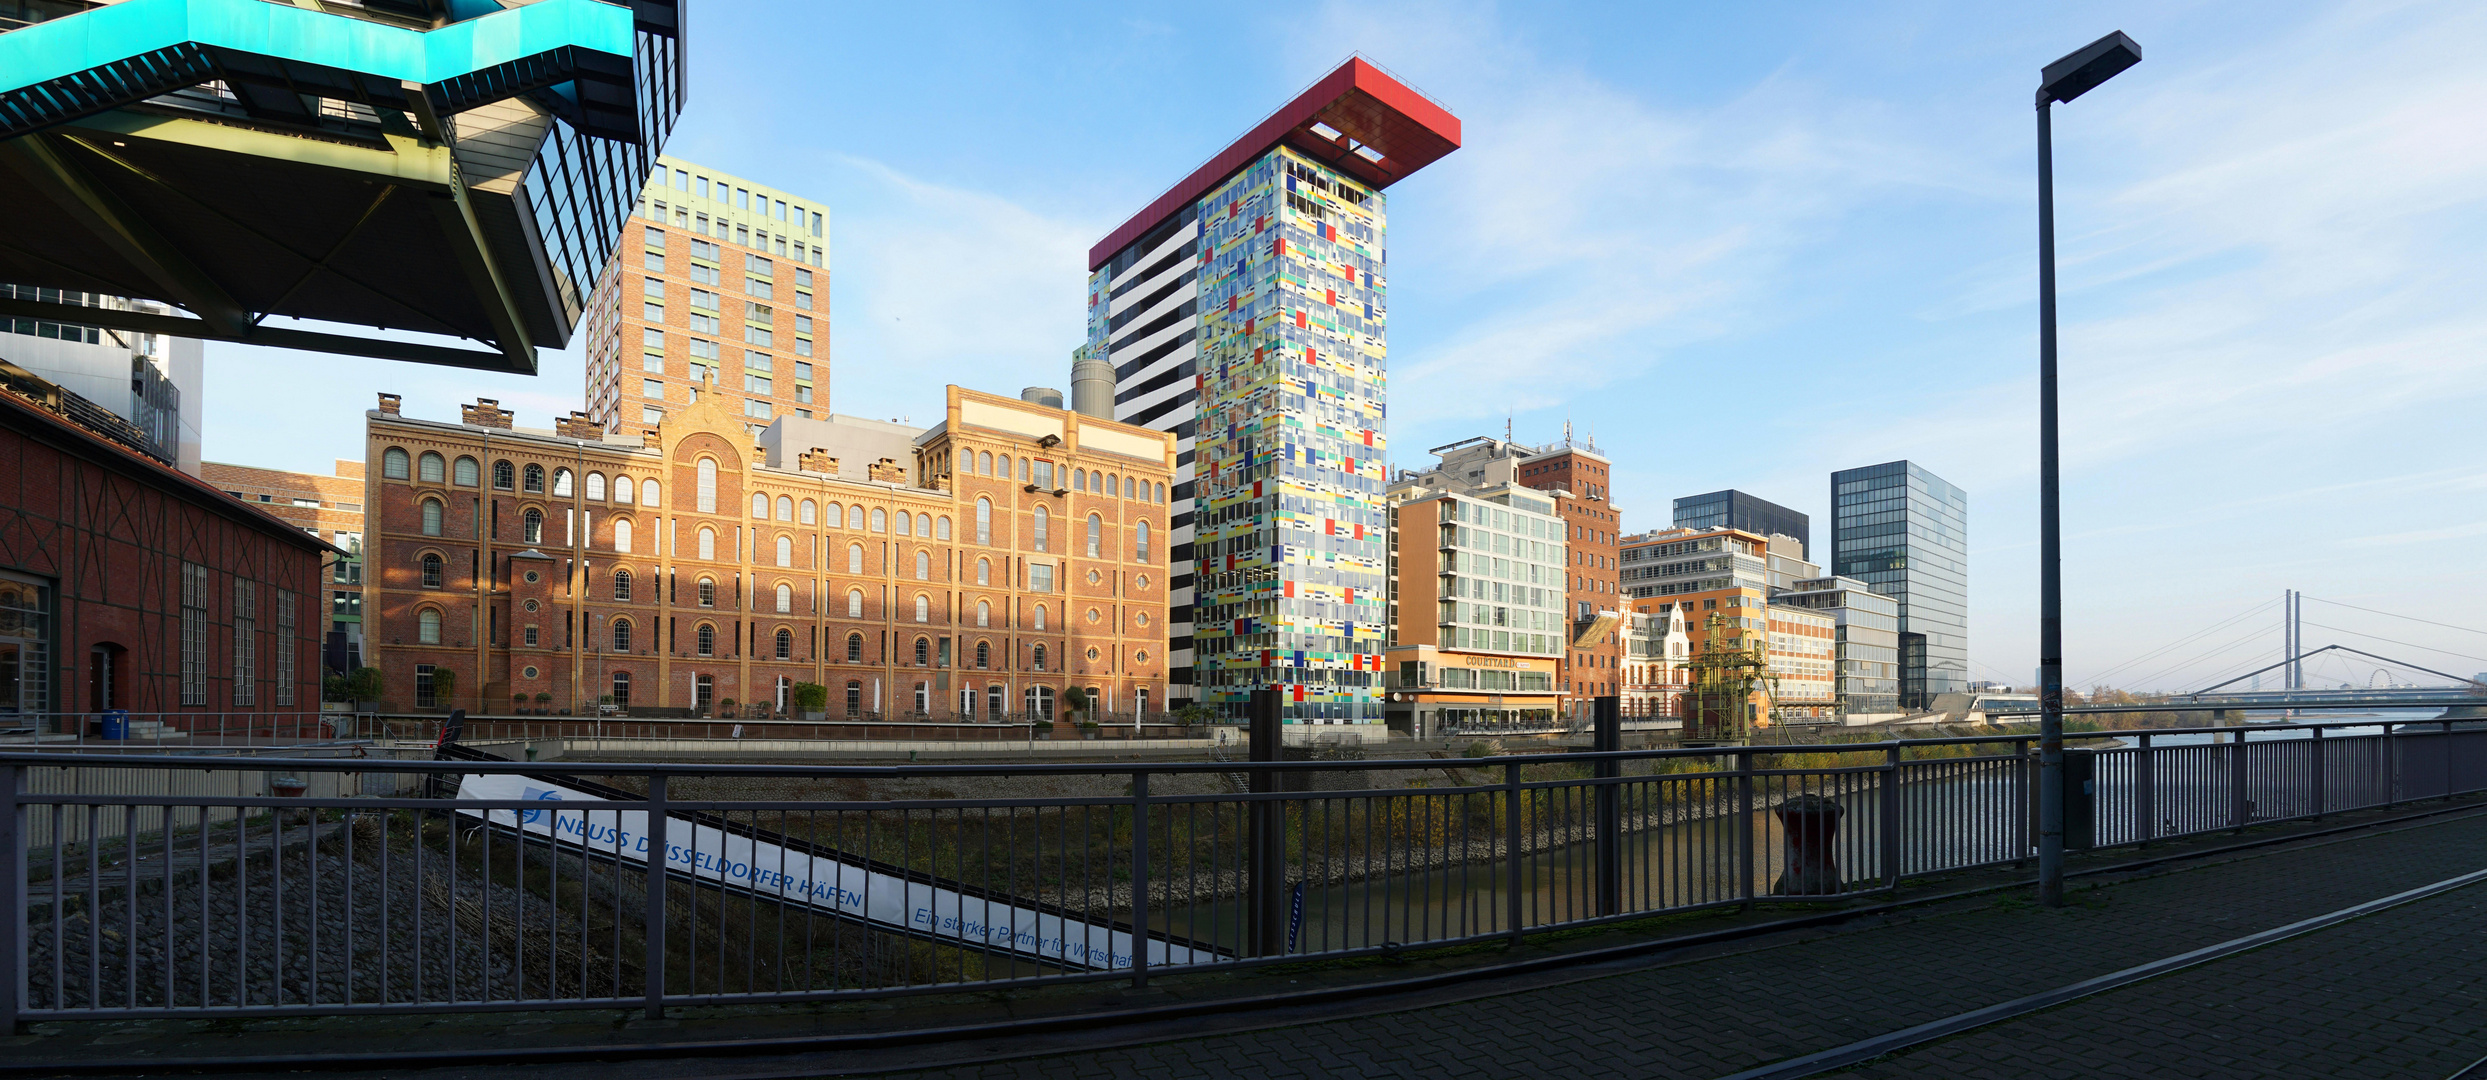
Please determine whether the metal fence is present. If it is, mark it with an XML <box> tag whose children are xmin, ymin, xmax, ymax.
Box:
<box><xmin>3</xmin><ymin>717</ymin><xmax>2482</xmax><ymax>1025</ymax></box>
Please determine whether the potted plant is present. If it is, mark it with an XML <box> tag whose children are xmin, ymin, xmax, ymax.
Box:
<box><xmin>717</xmin><ymin>697</ymin><xmax>736</xmax><ymax>722</ymax></box>
<box><xmin>347</xmin><ymin>667</ymin><xmax>384</xmax><ymax>713</ymax></box>
<box><xmin>790</xmin><ymin>681</ymin><xmax>829</xmax><ymax>722</ymax></box>
<box><xmin>534</xmin><ymin>692</ymin><xmax>553</xmax><ymax>715</ymax></box>
<box><xmin>512</xmin><ymin>692</ymin><xmax>528</xmax><ymax>716</ymax></box>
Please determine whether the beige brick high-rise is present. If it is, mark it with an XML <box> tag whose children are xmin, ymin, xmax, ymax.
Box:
<box><xmin>583</xmin><ymin>157</ymin><xmax>829</xmax><ymax>440</ymax></box>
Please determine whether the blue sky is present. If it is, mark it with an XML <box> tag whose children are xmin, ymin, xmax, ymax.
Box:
<box><xmin>207</xmin><ymin>0</ymin><xmax>2487</xmax><ymax>692</ymax></box>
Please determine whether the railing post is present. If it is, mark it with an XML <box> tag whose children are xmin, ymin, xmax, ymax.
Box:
<box><xmin>2135</xmin><ymin>733</ymin><xmax>2155</xmax><ymax>846</ymax></box>
<box><xmin>2383</xmin><ymin>723</ymin><xmax>2400</xmax><ymax>808</ymax></box>
<box><xmin>2444</xmin><ymin>721</ymin><xmax>2456</xmax><ymax>802</ymax></box>
<box><xmin>2013</xmin><ymin>739</ymin><xmax>2031</xmax><ymax>864</ymax></box>
<box><xmin>1593</xmin><ymin>696</ymin><xmax>1621</xmax><ymax>917</ymax></box>
<box><xmin>1736</xmin><ymin>748</ymin><xmax>1756</xmax><ymax>908</ymax></box>
<box><xmin>2230</xmin><ymin>726</ymin><xmax>2250</xmax><ymax>832</ymax></box>
<box><xmin>2</xmin><ymin>763</ymin><xmax>23</xmax><ymax>1034</ymax></box>
<box><xmin>1880</xmin><ymin>744</ymin><xmax>1902</xmax><ymax>892</ymax></box>
<box><xmin>1504</xmin><ymin>759</ymin><xmax>1524</xmax><ymax>944</ymax></box>
<box><xmin>1130</xmin><ymin>769</ymin><xmax>1150</xmax><ymax>989</ymax></box>
<box><xmin>641</xmin><ymin>773</ymin><xmax>668</xmax><ymax>1021</ymax></box>
<box><xmin>2310</xmin><ymin>725</ymin><xmax>2325</xmax><ymax>820</ymax></box>
<box><xmin>1246</xmin><ymin>688</ymin><xmax>1285</xmax><ymax>957</ymax></box>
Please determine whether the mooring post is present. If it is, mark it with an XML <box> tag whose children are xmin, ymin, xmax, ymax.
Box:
<box><xmin>1247</xmin><ymin>688</ymin><xmax>1285</xmax><ymax>956</ymax></box>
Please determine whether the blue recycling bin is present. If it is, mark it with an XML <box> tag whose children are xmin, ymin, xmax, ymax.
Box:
<box><xmin>100</xmin><ymin>709</ymin><xmax>129</xmax><ymax>740</ymax></box>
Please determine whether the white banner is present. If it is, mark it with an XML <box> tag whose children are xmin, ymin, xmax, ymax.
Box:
<box><xmin>455</xmin><ymin>774</ymin><xmax>1213</xmax><ymax>970</ymax></box>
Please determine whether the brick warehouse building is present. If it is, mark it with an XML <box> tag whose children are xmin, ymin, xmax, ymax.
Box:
<box><xmin>364</xmin><ymin>387</ymin><xmax>1175</xmax><ymax>719</ymax></box>
<box><xmin>0</xmin><ymin>381</ymin><xmax>328</xmax><ymax>724</ymax></box>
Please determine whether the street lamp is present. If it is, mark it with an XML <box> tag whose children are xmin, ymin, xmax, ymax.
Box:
<box><xmin>2035</xmin><ymin>30</ymin><xmax>2141</xmax><ymax>908</ymax></box>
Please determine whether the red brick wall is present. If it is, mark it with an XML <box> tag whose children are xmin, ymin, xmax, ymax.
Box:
<box><xmin>0</xmin><ymin>394</ymin><xmax>325</xmax><ymax>719</ymax></box>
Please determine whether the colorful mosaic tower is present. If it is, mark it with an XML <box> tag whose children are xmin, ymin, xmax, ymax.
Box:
<box><xmin>1081</xmin><ymin>59</ymin><xmax>1459</xmax><ymax>723</ymax></box>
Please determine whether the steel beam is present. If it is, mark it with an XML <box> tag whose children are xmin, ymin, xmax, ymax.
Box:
<box><xmin>0</xmin><ymin>295</ymin><xmax>534</xmax><ymax>373</ymax></box>
<box><xmin>0</xmin><ymin>133</ymin><xmax>253</xmax><ymax>338</ymax></box>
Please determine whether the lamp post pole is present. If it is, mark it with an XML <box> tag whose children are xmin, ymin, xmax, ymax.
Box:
<box><xmin>2032</xmin><ymin>30</ymin><xmax>2142</xmax><ymax>909</ymax></box>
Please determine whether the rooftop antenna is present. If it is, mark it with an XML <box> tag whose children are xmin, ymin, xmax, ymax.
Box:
<box><xmin>1505</xmin><ymin>410</ymin><xmax>1513</xmax><ymax>443</ymax></box>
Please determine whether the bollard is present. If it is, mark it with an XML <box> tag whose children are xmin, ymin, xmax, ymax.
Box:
<box><xmin>1772</xmin><ymin>794</ymin><xmax>1845</xmax><ymax>896</ymax></box>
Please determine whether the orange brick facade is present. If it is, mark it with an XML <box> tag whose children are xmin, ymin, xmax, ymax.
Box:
<box><xmin>363</xmin><ymin>388</ymin><xmax>1173</xmax><ymax>719</ymax></box>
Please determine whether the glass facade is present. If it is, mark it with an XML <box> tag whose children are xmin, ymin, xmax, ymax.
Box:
<box><xmin>1166</xmin><ymin>147</ymin><xmax>1389</xmax><ymax>723</ymax></box>
<box><xmin>1673</xmin><ymin>490</ymin><xmax>1809</xmax><ymax>556</ymax></box>
<box><xmin>1829</xmin><ymin>461</ymin><xmax>1967</xmax><ymax>709</ymax></box>
<box><xmin>1428</xmin><ymin>492</ymin><xmax>1566</xmax><ymax>657</ymax></box>
<box><xmin>1774</xmin><ymin>575</ymin><xmax>1901</xmax><ymax>715</ymax></box>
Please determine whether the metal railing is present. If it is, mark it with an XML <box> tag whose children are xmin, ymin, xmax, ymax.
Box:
<box><xmin>3</xmin><ymin>717</ymin><xmax>2482</xmax><ymax>1026</ymax></box>
<box><xmin>0</xmin><ymin>712</ymin><xmax>357</xmax><ymax>749</ymax></box>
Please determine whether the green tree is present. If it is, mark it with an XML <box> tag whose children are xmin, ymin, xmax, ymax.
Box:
<box><xmin>790</xmin><ymin>682</ymin><xmax>829</xmax><ymax>710</ymax></box>
<box><xmin>346</xmin><ymin>667</ymin><xmax>384</xmax><ymax>703</ymax></box>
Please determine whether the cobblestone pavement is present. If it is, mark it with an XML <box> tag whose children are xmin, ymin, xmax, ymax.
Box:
<box><xmin>866</xmin><ymin>812</ymin><xmax>2487</xmax><ymax>1079</ymax></box>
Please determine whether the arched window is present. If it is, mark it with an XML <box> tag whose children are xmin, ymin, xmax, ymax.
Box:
<box><xmin>975</xmin><ymin>498</ymin><xmax>992</xmax><ymax>545</ymax></box>
<box><xmin>1032</xmin><ymin>643</ymin><xmax>1047</xmax><ymax>671</ymax></box>
<box><xmin>935</xmin><ymin>516</ymin><xmax>951</xmax><ymax>541</ymax></box>
<box><xmin>641</xmin><ymin>478</ymin><xmax>660</xmax><ymax>506</ymax></box>
<box><xmin>914</xmin><ymin>550</ymin><xmax>930</xmax><ymax>580</ymax></box>
<box><xmin>612</xmin><ymin>618</ymin><xmax>633</xmax><ymax>651</ymax></box>
<box><xmin>1155</xmin><ymin>482</ymin><xmax>1165</xmax><ymax>503</ymax></box>
<box><xmin>914</xmin><ymin>594</ymin><xmax>930</xmax><ymax>623</ymax></box>
<box><xmin>871</xmin><ymin>508</ymin><xmax>887</xmax><ymax>532</ymax></box>
<box><xmin>775</xmin><ymin>627</ymin><xmax>794</xmax><ymax>659</ymax></box>
<box><xmin>417</xmin><ymin>451</ymin><xmax>444</xmax><ymax>482</ymax></box>
<box><xmin>420</xmin><ymin>553</ymin><xmax>443</xmax><ymax>588</ymax></box>
<box><xmin>799</xmin><ymin>499</ymin><xmax>816</xmax><ymax>525</ymax></box>
<box><xmin>613</xmin><ymin>518</ymin><xmax>633</xmax><ymax>553</ymax></box>
<box><xmin>697</xmin><ymin>527</ymin><xmax>716</xmax><ymax>561</ymax></box>
<box><xmin>1034</xmin><ymin>604</ymin><xmax>1047</xmax><ymax>631</ymax></box>
<box><xmin>976</xmin><ymin>600</ymin><xmax>990</xmax><ymax>627</ymax></box>
<box><xmin>613</xmin><ymin>569</ymin><xmax>633</xmax><ymax>601</ymax></box>
<box><xmin>976</xmin><ymin>557</ymin><xmax>991</xmax><ymax>585</ymax></box>
<box><xmin>975</xmin><ymin>640</ymin><xmax>991</xmax><ymax>668</ymax></box>
<box><xmin>776</xmin><ymin>535</ymin><xmax>793</xmax><ymax>567</ymax></box>
<box><xmin>453</xmin><ymin>456</ymin><xmax>479</xmax><ymax>486</ymax></box>
<box><xmin>417</xmin><ymin>608</ymin><xmax>441</xmax><ymax>644</ymax></box>
<box><xmin>696</xmin><ymin>578</ymin><xmax>716</xmax><ymax>607</ymax></box>
<box><xmin>1136</xmin><ymin>520</ymin><xmax>1151</xmax><ymax>564</ymax></box>
<box><xmin>1125</xmin><ymin>476</ymin><xmax>1136</xmax><ymax>499</ymax></box>
<box><xmin>1032</xmin><ymin>506</ymin><xmax>1048</xmax><ymax>552</ymax></box>
<box><xmin>751</xmin><ymin>492</ymin><xmax>768</xmax><ymax>518</ymax></box>
<box><xmin>551</xmin><ymin>468</ymin><xmax>571</xmax><ymax>496</ymax></box>
<box><xmin>1018</xmin><ymin>457</ymin><xmax>1031</xmax><ymax>483</ymax></box>
<box><xmin>522</xmin><ymin>508</ymin><xmax>543</xmax><ymax>544</ymax></box>
<box><xmin>913</xmin><ymin>638</ymin><xmax>930</xmax><ymax>666</ymax></box>
<box><xmin>777</xmin><ymin>496</ymin><xmax>794</xmax><ymax>521</ymax></box>
<box><xmin>846</xmin><ymin>633</ymin><xmax>864</xmax><ymax>662</ymax></box>
<box><xmin>695</xmin><ymin>623</ymin><xmax>715</xmax><ymax>656</ymax></box>
<box><xmin>846</xmin><ymin>543</ymin><xmax>863</xmax><ymax>573</ymax></box>
<box><xmin>897</xmin><ymin>512</ymin><xmax>913</xmax><ymax>537</ymax></box>
<box><xmin>420</xmin><ymin>498</ymin><xmax>443</xmax><ymax>536</ymax></box>
<box><xmin>996</xmin><ymin>454</ymin><xmax>1010</xmax><ymax>478</ymax></box>
<box><xmin>606</xmin><ymin>474</ymin><xmax>626</xmax><ymax>503</ymax></box>
<box><xmin>846</xmin><ymin>589</ymin><xmax>863</xmax><ymax>618</ymax></box>
<box><xmin>978</xmin><ymin>451</ymin><xmax>992</xmax><ymax>475</ymax></box>
<box><xmin>382</xmin><ymin>447</ymin><xmax>409</xmax><ymax>479</ymax></box>
<box><xmin>492</xmin><ymin>460</ymin><xmax>514</xmax><ymax>490</ymax></box>
<box><xmin>1087</xmin><ymin>514</ymin><xmax>1102</xmax><ymax>558</ymax></box>
<box><xmin>586</xmin><ymin>473</ymin><xmax>607</xmax><ymax>501</ymax></box>
<box><xmin>847</xmin><ymin>504</ymin><xmax>865</xmax><ymax>529</ymax></box>
<box><xmin>522</xmin><ymin>463</ymin><xmax>544</xmax><ymax>492</ymax></box>
<box><xmin>775</xmin><ymin>582</ymin><xmax>792</xmax><ymax>613</ymax></box>
<box><xmin>917</xmin><ymin>513</ymin><xmax>933</xmax><ymax>537</ymax></box>
<box><xmin>697</xmin><ymin>458</ymin><xmax>718</xmax><ymax>513</ymax></box>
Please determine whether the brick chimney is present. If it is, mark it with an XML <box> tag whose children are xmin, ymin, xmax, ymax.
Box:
<box><xmin>867</xmin><ymin>457</ymin><xmax>906</xmax><ymax>483</ymax></box>
<box><xmin>460</xmin><ymin>397</ymin><xmax>513</xmax><ymax>429</ymax></box>
<box><xmin>375</xmin><ymin>393</ymin><xmax>402</xmax><ymax>415</ymax></box>
<box><xmin>555</xmin><ymin>411</ymin><xmax>603</xmax><ymax>440</ymax></box>
<box><xmin>797</xmin><ymin>448</ymin><xmax>838</xmax><ymax>475</ymax></box>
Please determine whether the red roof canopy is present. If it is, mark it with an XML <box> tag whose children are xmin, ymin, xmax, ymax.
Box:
<box><xmin>1088</xmin><ymin>58</ymin><xmax>1461</xmax><ymax>271</ymax></box>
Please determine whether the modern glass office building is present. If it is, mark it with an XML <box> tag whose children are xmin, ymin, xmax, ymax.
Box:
<box><xmin>1829</xmin><ymin>461</ymin><xmax>1967</xmax><ymax>710</ymax></box>
<box><xmin>1673</xmin><ymin>490</ymin><xmax>1809</xmax><ymax>557</ymax></box>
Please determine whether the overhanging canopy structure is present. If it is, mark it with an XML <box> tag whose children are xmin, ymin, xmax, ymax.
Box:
<box><xmin>0</xmin><ymin>0</ymin><xmax>684</xmax><ymax>373</ymax></box>
<box><xmin>1087</xmin><ymin>57</ymin><xmax>1461</xmax><ymax>271</ymax></box>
